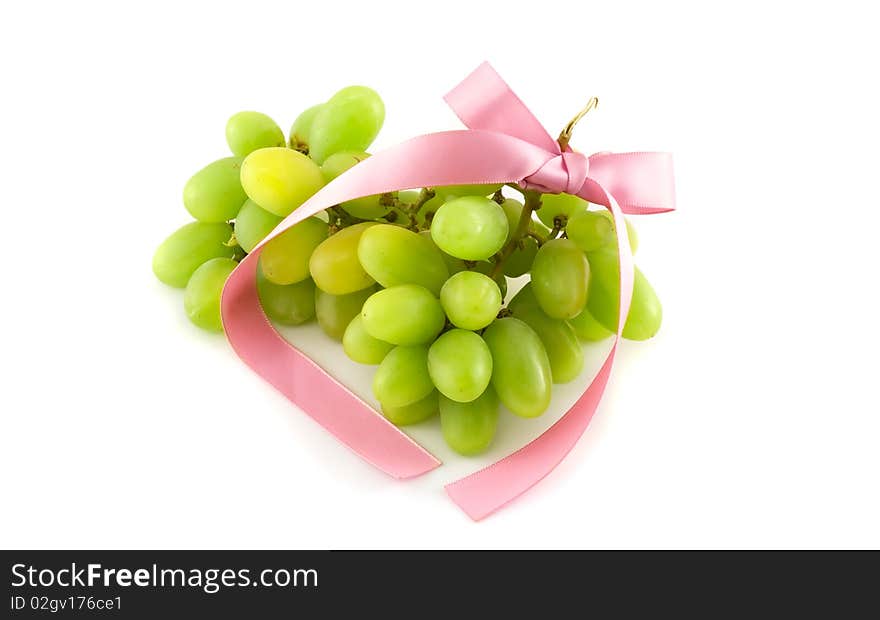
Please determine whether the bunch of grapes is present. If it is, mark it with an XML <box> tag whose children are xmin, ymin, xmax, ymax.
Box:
<box><xmin>153</xmin><ymin>84</ymin><xmax>663</xmax><ymax>456</ymax></box>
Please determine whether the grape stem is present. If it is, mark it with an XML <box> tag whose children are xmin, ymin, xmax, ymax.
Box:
<box><xmin>223</xmin><ymin>232</ymin><xmax>240</xmax><ymax>248</ymax></box>
<box><xmin>395</xmin><ymin>188</ymin><xmax>435</xmax><ymax>231</ymax></box>
<box><xmin>491</xmin><ymin>190</ymin><xmax>542</xmax><ymax>278</ymax></box>
<box><xmin>290</xmin><ymin>137</ymin><xmax>309</xmax><ymax>155</ymax></box>
<box><xmin>413</xmin><ymin>187</ymin><xmax>436</xmax><ymax>211</ymax></box>
<box><xmin>326</xmin><ymin>206</ymin><xmax>364</xmax><ymax>233</ymax></box>
<box><xmin>419</xmin><ymin>188</ymin><xmax>436</xmax><ymax>203</ymax></box>
<box><xmin>379</xmin><ymin>187</ymin><xmax>435</xmax><ymax>232</ymax></box>
<box><xmin>527</xmin><ymin>230</ymin><xmax>548</xmax><ymax>246</ymax></box>
<box><xmin>548</xmin><ymin>216</ymin><xmax>566</xmax><ymax>240</ymax></box>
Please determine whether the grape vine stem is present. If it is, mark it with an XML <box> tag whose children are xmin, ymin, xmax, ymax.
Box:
<box><xmin>548</xmin><ymin>216</ymin><xmax>566</xmax><ymax>240</ymax></box>
<box><xmin>491</xmin><ymin>190</ymin><xmax>542</xmax><ymax>278</ymax></box>
<box><xmin>527</xmin><ymin>230</ymin><xmax>547</xmax><ymax>245</ymax></box>
<box><xmin>327</xmin><ymin>206</ymin><xmax>364</xmax><ymax>233</ymax></box>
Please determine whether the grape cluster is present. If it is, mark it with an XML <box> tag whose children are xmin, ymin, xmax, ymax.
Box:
<box><xmin>153</xmin><ymin>84</ymin><xmax>663</xmax><ymax>456</ymax></box>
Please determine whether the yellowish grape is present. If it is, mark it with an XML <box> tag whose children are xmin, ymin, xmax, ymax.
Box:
<box><xmin>309</xmin><ymin>222</ymin><xmax>376</xmax><ymax>294</ymax></box>
<box><xmin>240</xmin><ymin>147</ymin><xmax>324</xmax><ymax>217</ymax></box>
<box><xmin>260</xmin><ymin>216</ymin><xmax>328</xmax><ymax>285</ymax></box>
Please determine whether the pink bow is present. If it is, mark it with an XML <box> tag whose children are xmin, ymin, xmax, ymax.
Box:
<box><xmin>221</xmin><ymin>62</ymin><xmax>675</xmax><ymax>520</ymax></box>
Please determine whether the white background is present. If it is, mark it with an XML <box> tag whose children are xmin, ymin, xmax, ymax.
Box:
<box><xmin>1</xmin><ymin>1</ymin><xmax>878</xmax><ymax>549</ymax></box>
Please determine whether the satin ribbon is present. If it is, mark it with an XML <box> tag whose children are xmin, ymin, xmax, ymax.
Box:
<box><xmin>221</xmin><ymin>62</ymin><xmax>675</xmax><ymax>520</ymax></box>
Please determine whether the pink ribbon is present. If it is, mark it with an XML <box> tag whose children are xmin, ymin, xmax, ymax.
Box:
<box><xmin>221</xmin><ymin>62</ymin><xmax>675</xmax><ymax>520</ymax></box>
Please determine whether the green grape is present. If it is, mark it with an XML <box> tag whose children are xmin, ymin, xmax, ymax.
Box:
<box><xmin>507</xmin><ymin>280</ymin><xmax>539</xmax><ymax>313</ymax></box>
<box><xmin>361</xmin><ymin>285</ymin><xmax>445</xmax><ymax>345</ymax></box>
<box><xmin>482</xmin><ymin>318</ymin><xmax>552</xmax><ymax>418</ymax></box>
<box><xmin>233</xmin><ymin>199</ymin><xmax>282</xmax><ymax>253</ymax></box>
<box><xmin>183</xmin><ymin>157</ymin><xmax>247</xmax><ymax>223</ymax></box>
<box><xmin>626</xmin><ymin>219</ymin><xmax>639</xmax><ymax>254</ymax></box>
<box><xmin>343</xmin><ymin>315</ymin><xmax>393</xmax><ymax>365</ymax></box>
<box><xmin>569</xmin><ymin>306</ymin><xmax>613</xmax><ymax>342</ymax></box>
<box><xmin>337</xmin><ymin>196</ymin><xmax>389</xmax><ymax>224</ymax></box>
<box><xmin>500</xmin><ymin>198</ymin><xmax>524</xmax><ymax>241</ymax></box>
<box><xmin>439</xmin><ymin>387</ymin><xmax>499</xmax><ymax>455</ymax></box>
<box><xmin>153</xmin><ymin>222</ymin><xmax>234</xmax><ymax>288</ymax></box>
<box><xmin>565</xmin><ymin>209</ymin><xmax>614</xmax><ymax>252</ymax></box>
<box><xmin>428</xmin><ymin>329</ymin><xmax>493</xmax><ymax>403</ymax></box>
<box><xmin>358</xmin><ymin>224</ymin><xmax>449</xmax><ymax>295</ymax></box>
<box><xmin>225</xmin><ymin>111</ymin><xmax>285</xmax><ymax>157</ymax></box>
<box><xmin>308</xmin><ymin>222</ymin><xmax>376</xmax><ymax>294</ymax></box>
<box><xmin>530</xmin><ymin>239</ymin><xmax>589</xmax><ymax>319</ymax></box>
<box><xmin>510</xmin><ymin>304</ymin><xmax>583</xmax><ymax>384</ymax></box>
<box><xmin>433</xmin><ymin>184</ymin><xmax>502</xmax><ymax>199</ymax></box>
<box><xmin>320</xmin><ymin>151</ymin><xmax>389</xmax><ymax>219</ymax></box>
<box><xmin>289</xmin><ymin>103</ymin><xmax>323</xmax><ymax>150</ymax></box>
<box><xmin>397</xmin><ymin>189</ymin><xmax>421</xmax><ymax>204</ymax></box>
<box><xmin>586</xmin><ymin>249</ymin><xmax>662</xmax><ymax>340</ymax></box>
<box><xmin>529</xmin><ymin>218</ymin><xmax>552</xmax><ymax>239</ymax></box>
<box><xmin>502</xmin><ymin>236</ymin><xmax>539</xmax><ymax>278</ymax></box>
<box><xmin>260</xmin><ymin>216</ymin><xmax>328</xmax><ymax>285</ymax></box>
<box><xmin>183</xmin><ymin>257</ymin><xmax>237</xmax><ymax>332</ymax></box>
<box><xmin>596</xmin><ymin>210</ymin><xmax>639</xmax><ymax>253</ymax></box>
<box><xmin>309</xmin><ymin>86</ymin><xmax>385</xmax><ymax>164</ymax></box>
<box><xmin>415</xmin><ymin>194</ymin><xmax>445</xmax><ymax>227</ymax></box>
<box><xmin>315</xmin><ymin>285</ymin><xmax>377</xmax><ymax>341</ymax></box>
<box><xmin>509</xmin><ymin>283</ymin><xmax>584</xmax><ymax>381</ymax></box>
<box><xmin>473</xmin><ymin>262</ymin><xmax>508</xmax><ymax>299</ymax></box>
<box><xmin>373</xmin><ymin>345</ymin><xmax>433</xmax><ymax>408</ymax></box>
<box><xmin>319</xmin><ymin>150</ymin><xmax>369</xmax><ymax>180</ymax></box>
<box><xmin>418</xmin><ymin>230</ymin><xmax>466</xmax><ymax>274</ymax></box>
<box><xmin>431</xmin><ymin>196</ymin><xmax>508</xmax><ymax>260</ymax></box>
<box><xmin>535</xmin><ymin>193</ymin><xmax>588</xmax><ymax>228</ymax></box>
<box><xmin>439</xmin><ymin>271</ymin><xmax>501</xmax><ymax>330</ymax></box>
<box><xmin>240</xmin><ymin>147</ymin><xmax>324</xmax><ymax>217</ymax></box>
<box><xmin>380</xmin><ymin>390</ymin><xmax>438</xmax><ymax>426</ymax></box>
<box><xmin>256</xmin><ymin>267</ymin><xmax>316</xmax><ymax>325</ymax></box>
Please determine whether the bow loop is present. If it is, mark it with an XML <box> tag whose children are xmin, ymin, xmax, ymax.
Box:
<box><xmin>521</xmin><ymin>150</ymin><xmax>590</xmax><ymax>195</ymax></box>
<box><xmin>446</xmin><ymin>63</ymin><xmax>675</xmax><ymax>214</ymax></box>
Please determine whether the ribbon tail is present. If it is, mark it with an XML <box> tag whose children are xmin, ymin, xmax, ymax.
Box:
<box><xmin>222</xmin><ymin>254</ymin><xmax>441</xmax><ymax>479</ymax></box>
<box><xmin>582</xmin><ymin>152</ymin><xmax>676</xmax><ymax>214</ymax></box>
<box><xmin>446</xmin><ymin>184</ymin><xmax>635</xmax><ymax>520</ymax></box>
